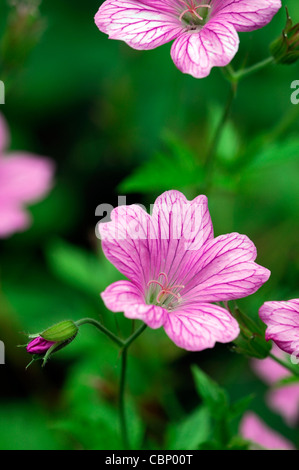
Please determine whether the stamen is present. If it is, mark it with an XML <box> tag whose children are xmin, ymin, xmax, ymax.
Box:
<box><xmin>179</xmin><ymin>1</ymin><xmax>211</xmax><ymax>23</ymax></box>
<box><xmin>156</xmin><ymin>289</ymin><xmax>181</xmax><ymax>304</ymax></box>
<box><xmin>158</xmin><ymin>272</ymin><xmax>168</xmax><ymax>284</ymax></box>
<box><xmin>147</xmin><ymin>280</ymin><xmax>164</xmax><ymax>289</ymax></box>
<box><xmin>148</xmin><ymin>272</ymin><xmax>185</xmax><ymax>307</ymax></box>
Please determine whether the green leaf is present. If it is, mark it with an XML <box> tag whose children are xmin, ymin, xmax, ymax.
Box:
<box><xmin>118</xmin><ymin>131</ymin><xmax>204</xmax><ymax>194</ymax></box>
<box><xmin>191</xmin><ymin>365</ymin><xmax>229</xmax><ymax>418</ymax></box>
<box><xmin>243</xmin><ymin>138</ymin><xmax>299</xmax><ymax>172</ymax></box>
<box><xmin>207</xmin><ymin>104</ymin><xmax>241</xmax><ymax>164</ymax></box>
<box><xmin>228</xmin><ymin>394</ymin><xmax>255</xmax><ymax>421</ymax></box>
<box><xmin>45</xmin><ymin>238</ymin><xmax>119</xmax><ymax>296</ymax></box>
<box><xmin>167</xmin><ymin>406</ymin><xmax>211</xmax><ymax>450</ymax></box>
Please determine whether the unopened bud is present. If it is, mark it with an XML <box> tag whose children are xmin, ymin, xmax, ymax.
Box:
<box><xmin>26</xmin><ymin>337</ymin><xmax>56</xmax><ymax>354</ymax></box>
<box><xmin>26</xmin><ymin>320</ymin><xmax>79</xmax><ymax>367</ymax></box>
<box><xmin>270</xmin><ymin>8</ymin><xmax>299</xmax><ymax>65</ymax></box>
<box><xmin>232</xmin><ymin>306</ymin><xmax>272</xmax><ymax>359</ymax></box>
<box><xmin>40</xmin><ymin>320</ymin><xmax>78</xmax><ymax>342</ymax></box>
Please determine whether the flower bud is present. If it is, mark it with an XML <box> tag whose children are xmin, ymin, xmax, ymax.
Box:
<box><xmin>40</xmin><ymin>320</ymin><xmax>78</xmax><ymax>342</ymax></box>
<box><xmin>232</xmin><ymin>306</ymin><xmax>272</xmax><ymax>359</ymax></box>
<box><xmin>270</xmin><ymin>8</ymin><xmax>299</xmax><ymax>65</ymax></box>
<box><xmin>26</xmin><ymin>320</ymin><xmax>79</xmax><ymax>366</ymax></box>
<box><xmin>26</xmin><ymin>337</ymin><xmax>56</xmax><ymax>354</ymax></box>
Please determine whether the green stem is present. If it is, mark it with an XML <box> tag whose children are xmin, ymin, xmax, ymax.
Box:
<box><xmin>119</xmin><ymin>347</ymin><xmax>129</xmax><ymax>449</ymax></box>
<box><xmin>269</xmin><ymin>352</ymin><xmax>299</xmax><ymax>378</ymax></box>
<box><xmin>118</xmin><ymin>323</ymin><xmax>147</xmax><ymax>449</ymax></box>
<box><xmin>203</xmin><ymin>81</ymin><xmax>237</xmax><ymax>190</ymax></box>
<box><xmin>123</xmin><ymin>323</ymin><xmax>147</xmax><ymax>349</ymax></box>
<box><xmin>225</xmin><ymin>56</ymin><xmax>274</xmax><ymax>83</ymax></box>
<box><xmin>76</xmin><ymin>318</ymin><xmax>147</xmax><ymax>449</ymax></box>
<box><xmin>75</xmin><ymin>318</ymin><xmax>124</xmax><ymax>348</ymax></box>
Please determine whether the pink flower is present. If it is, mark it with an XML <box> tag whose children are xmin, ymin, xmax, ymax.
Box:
<box><xmin>98</xmin><ymin>190</ymin><xmax>270</xmax><ymax>351</ymax></box>
<box><xmin>240</xmin><ymin>412</ymin><xmax>295</xmax><ymax>450</ymax></box>
<box><xmin>26</xmin><ymin>337</ymin><xmax>56</xmax><ymax>355</ymax></box>
<box><xmin>252</xmin><ymin>344</ymin><xmax>299</xmax><ymax>427</ymax></box>
<box><xmin>95</xmin><ymin>0</ymin><xmax>281</xmax><ymax>78</ymax></box>
<box><xmin>0</xmin><ymin>113</ymin><xmax>54</xmax><ymax>238</ymax></box>
<box><xmin>259</xmin><ymin>299</ymin><xmax>299</xmax><ymax>355</ymax></box>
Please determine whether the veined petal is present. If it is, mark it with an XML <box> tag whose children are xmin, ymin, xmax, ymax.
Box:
<box><xmin>163</xmin><ymin>302</ymin><xmax>239</xmax><ymax>351</ymax></box>
<box><xmin>171</xmin><ymin>20</ymin><xmax>239</xmax><ymax>78</ymax></box>
<box><xmin>182</xmin><ymin>232</ymin><xmax>270</xmax><ymax>302</ymax></box>
<box><xmin>0</xmin><ymin>153</ymin><xmax>54</xmax><ymax>203</ymax></box>
<box><xmin>212</xmin><ymin>0</ymin><xmax>282</xmax><ymax>33</ymax></box>
<box><xmin>101</xmin><ymin>280</ymin><xmax>144</xmax><ymax>312</ymax></box>
<box><xmin>124</xmin><ymin>303</ymin><xmax>168</xmax><ymax>329</ymax></box>
<box><xmin>95</xmin><ymin>0</ymin><xmax>182</xmax><ymax>50</ymax></box>
<box><xmin>97</xmin><ymin>204</ymin><xmax>154</xmax><ymax>290</ymax></box>
<box><xmin>150</xmin><ymin>190</ymin><xmax>213</xmax><ymax>284</ymax></box>
<box><xmin>259</xmin><ymin>299</ymin><xmax>299</xmax><ymax>355</ymax></box>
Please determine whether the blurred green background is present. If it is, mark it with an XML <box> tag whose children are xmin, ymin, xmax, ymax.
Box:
<box><xmin>0</xmin><ymin>0</ymin><xmax>299</xmax><ymax>450</ymax></box>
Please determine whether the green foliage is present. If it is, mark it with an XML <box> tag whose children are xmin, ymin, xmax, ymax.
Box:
<box><xmin>0</xmin><ymin>0</ymin><xmax>299</xmax><ymax>451</ymax></box>
<box><xmin>119</xmin><ymin>131</ymin><xmax>204</xmax><ymax>196</ymax></box>
<box><xmin>167</xmin><ymin>406</ymin><xmax>211</xmax><ymax>450</ymax></box>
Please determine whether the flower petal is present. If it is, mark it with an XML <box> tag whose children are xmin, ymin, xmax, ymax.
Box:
<box><xmin>101</xmin><ymin>280</ymin><xmax>167</xmax><ymax>328</ymax></box>
<box><xmin>267</xmin><ymin>383</ymin><xmax>299</xmax><ymax>428</ymax></box>
<box><xmin>212</xmin><ymin>0</ymin><xmax>282</xmax><ymax>33</ymax></box>
<box><xmin>95</xmin><ymin>0</ymin><xmax>182</xmax><ymax>50</ymax></box>
<box><xmin>171</xmin><ymin>20</ymin><xmax>239</xmax><ymax>78</ymax></box>
<box><xmin>163</xmin><ymin>302</ymin><xmax>239</xmax><ymax>351</ymax></box>
<box><xmin>101</xmin><ymin>280</ymin><xmax>144</xmax><ymax>312</ymax></box>
<box><xmin>0</xmin><ymin>202</ymin><xmax>30</xmax><ymax>238</ymax></box>
<box><xmin>259</xmin><ymin>299</ymin><xmax>299</xmax><ymax>355</ymax></box>
<box><xmin>97</xmin><ymin>204</ymin><xmax>153</xmax><ymax>290</ymax></box>
<box><xmin>251</xmin><ymin>344</ymin><xmax>289</xmax><ymax>385</ymax></box>
<box><xmin>124</xmin><ymin>303</ymin><xmax>168</xmax><ymax>329</ymax></box>
<box><xmin>0</xmin><ymin>153</ymin><xmax>54</xmax><ymax>203</ymax></box>
<box><xmin>240</xmin><ymin>412</ymin><xmax>295</xmax><ymax>450</ymax></box>
<box><xmin>181</xmin><ymin>232</ymin><xmax>270</xmax><ymax>302</ymax></box>
<box><xmin>150</xmin><ymin>190</ymin><xmax>213</xmax><ymax>283</ymax></box>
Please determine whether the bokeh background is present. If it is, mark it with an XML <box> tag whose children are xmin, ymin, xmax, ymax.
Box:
<box><xmin>0</xmin><ymin>0</ymin><xmax>299</xmax><ymax>450</ymax></box>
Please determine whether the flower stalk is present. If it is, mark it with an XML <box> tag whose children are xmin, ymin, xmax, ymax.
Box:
<box><xmin>75</xmin><ymin>317</ymin><xmax>147</xmax><ymax>449</ymax></box>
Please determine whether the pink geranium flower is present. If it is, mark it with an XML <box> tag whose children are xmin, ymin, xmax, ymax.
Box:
<box><xmin>0</xmin><ymin>113</ymin><xmax>54</xmax><ymax>238</ymax></box>
<box><xmin>98</xmin><ymin>190</ymin><xmax>270</xmax><ymax>351</ymax></box>
<box><xmin>95</xmin><ymin>0</ymin><xmax>281</xmax><ymax>78</ymax></box>
<box><xmin>259</xmin><ymin>299</ymin><xmax>299</xmax><ymax>355</ymax></box>
<box><xmin>252</xmin><ymin>344</ymin><xmax>299</xmax><ymax>427</ymax></box>
<box><xmin>240</xmin><ymin>412</ymin><xmax>295</xmax><ymax>450</ymax></box>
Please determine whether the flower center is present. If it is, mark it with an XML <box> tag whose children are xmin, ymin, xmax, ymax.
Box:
<box><xmin>147</xmin><ymin>272</ymin><xmax>185</xmax><ymax>310</ymax></box>
<box><xmin>178</xmin><ymin>0</ymin><xmax>211</xmax><ymax>27</ymax></box>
